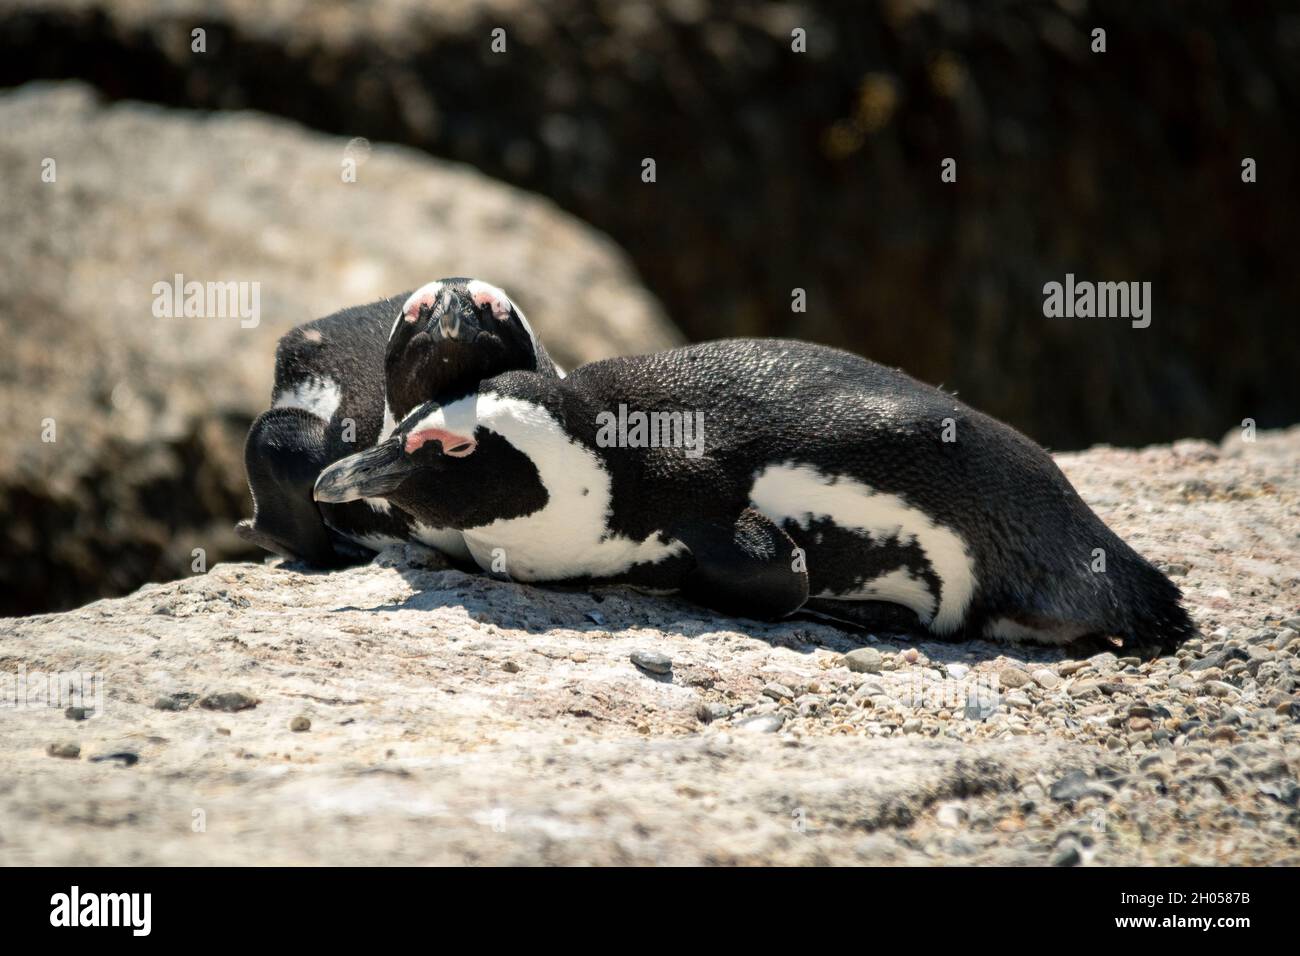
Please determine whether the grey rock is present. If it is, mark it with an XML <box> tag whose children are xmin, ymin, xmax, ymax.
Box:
<box><xmin>630</xmin><ymin>650</ymin><xmax>672</xmax><ymax>675</ymax></box>
<box><xmin>198</xmin><ymin>692</ymin><xmax>259</xmax><ymax>713</ymax></box>
<box><xmin>843</xmin><ymin>648</ymin><xmax>883</xmax><ymax>674</ymax></box>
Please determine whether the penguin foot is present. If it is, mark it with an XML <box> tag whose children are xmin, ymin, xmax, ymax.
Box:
<box><xmin>673</xmin><ymin>508</ymin><xmax>810</xmax><ymax>620</ymax></box>
<box><xmin>798</xmin><ymin>599</ymin><xmax>928</xmax><ymax>640</ymax></box>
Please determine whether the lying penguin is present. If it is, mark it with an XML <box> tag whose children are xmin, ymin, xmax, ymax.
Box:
<box><xmin>237</xmin><ymin>278</ymin><xmax>558</xmax><ymax>566</ymax></box>
<box><xmin>314</xmin><ymin>338</ymin><xmax>1194</xmax><ymax>655</ymax></box>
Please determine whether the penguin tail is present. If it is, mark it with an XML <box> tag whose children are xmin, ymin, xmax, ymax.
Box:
<box><xmin>1103</xmin><ymin>550</ymin><xmax>1196</xmax><ymax>658</ymax></box>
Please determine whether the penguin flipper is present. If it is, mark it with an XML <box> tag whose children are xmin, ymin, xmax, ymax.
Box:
<box><xmin>673</xmin><ymin>508</ymin><xmax>809</xmax><ymax>620</ymax></box>
<box><xmin>240</xmin><ymin>406</ymin><xmax>344</xmax><ymax>567</ymax></box>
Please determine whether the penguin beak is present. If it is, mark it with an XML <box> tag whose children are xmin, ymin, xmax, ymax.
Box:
<box><xmin>313</xmin><ymin>438</ymin><xmax>414</xmax><ymax>503</ymax></box>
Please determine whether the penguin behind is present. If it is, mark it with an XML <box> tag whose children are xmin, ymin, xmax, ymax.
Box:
<box><xmin>238</xmin><ymin>278</ymin><xmax>558</xmax><ymax>566</ymax></box>
<box><xmin>315</xmin><ymin>338</ymin><xmax>1194</xmax><ymax>657</ymax></box>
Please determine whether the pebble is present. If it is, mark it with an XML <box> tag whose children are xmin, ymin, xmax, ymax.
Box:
<box><xmin>290</xmin><ymin>716</ymin><xmax>311</xmax><ymax>732</ymax></box>
<box><xmin>153</xmin><ymin>692</ymin><xmax>198</xmax><ymax>711</ymax></box>
<box><xmin>198</xmin><ymin>692</ymin><xmax>259</xmax><ymax>712</ymax></box>
<box><xmin>936</xmin><ymin>802</ymin><xmax>966</xmax><ymax>828</ymax></box>
<box><xmin>1051</xmin><ymin>841</ymin><xmax>1083</xmax><ymax>867</ymax></box>
<box><xmin>47</xmin><ymin>742</ymin><xmax>80</xmax><ymax>759</ymax></box>
<box><xmin>737</xmin><ymin>714</ymin><xmax>785</xmax><ymax>734</ymax></box>
<box><xmin>501</xmin><ymin>660</ymin><xmax>521</xmax><ymax>673</ymax></box>
<box><xmin>945</xmin><ymin>663</ymin><xmax>970</xmax><ymax>680</ymax></box>
<box><xmin>762</xmin><ymin>682</ymin><xmax>794</xmax><ymax>701</ymax></box>
<box><xmin>630</xmin><ymin>650</ymin><xmax>672</xmax><ymax>675</ymax></box>
<box><xmin>1031</xmin><ymin>669</ymin><xmax>1061</xmax><ymax>690</ymax></box>
<box><xmin>998</xmin><ymin>667</ymin><xmax>1031</xmax><ymax>689</ymax></box>
<box><xmin>1050</xmin><ymin>770</ymin><xmax>1115</xmax><ymax>802</ymax></box>
<box><xmin>1069</xmin><ymin>681</ymin><xmax>1103</xmax><ymax>699</ymax></box>
<box><xmin>64</xmin><ymin>707</ymin><xmax>89</xmax><ymax>721</ymax></box>
<box><xmin>1059</xmin><ymin>661</ymin><xmax>1090</xmax><ymax>677</ymax></box>
<box><xmin>843</xmin><ymin>648</ymin><xmax>883</xmax><ymax>673</ymax></box>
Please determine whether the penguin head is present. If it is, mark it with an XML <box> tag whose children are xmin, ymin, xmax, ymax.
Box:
<box><xmin>384</xmin><ymin>278</ymin><xmax>556</xmax><ymax>422</ymax></box>
<box><xmin>314</xmin><ymin>380</ymin><xmax>558</xmax><ymax>530</ymax></box>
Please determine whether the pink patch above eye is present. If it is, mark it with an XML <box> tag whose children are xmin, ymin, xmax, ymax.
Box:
<box><xmin>405</xmin><ymin>428</ymin><xmax>477</xmax><ymax>457</ymax></box>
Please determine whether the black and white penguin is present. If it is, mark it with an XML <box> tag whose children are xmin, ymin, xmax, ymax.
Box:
<box><xmin>237</xmin><ymin>278</ymin><xmax>558</xmax><ymax>565</ymax></box>
<box><xmin>314</xmin><ymin>338</ymin><xmax>1194</xmax><ymax>655</ymax></box>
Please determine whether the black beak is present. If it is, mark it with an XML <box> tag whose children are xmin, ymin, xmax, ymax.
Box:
<box><xmin>313</xmin><ymin>438</ymin><xmax>414</xmax><ymax>503</ymax></box>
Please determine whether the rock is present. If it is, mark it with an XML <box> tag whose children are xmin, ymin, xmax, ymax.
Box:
<box><xmin>630</xmin><ymin>650</ymin><xmax>672</xmax><ymax>675</ymax></box>
<box><xmin>1049</xmin><ymin>770</ymin><xmax>1115</xmax><ymax>803</ymax></box>
<box><xmin>935</xmin><ymin>802</ymin><xmax>966</xmax><ymax>828</ymax></box>
<box><xmin>64</xmin><ymin>707</ymin><xmax>88</xmax><ymax>721</ymax></box>
<box><xmin>290</xmin><ymin>716</ymin><xmax>311</xmax><ymax>733</ymax></box>
<box><xmin>736</xmin><ymin>714</ymin><xmax>785</xmax><ymax>734</ymax></box>
<box><xmin>1031</xmin><ymin>669</ymin><xmax>1061</xmax><ymax>690</ymax></box>
<box><xmin>153</xmin><ymin>692</ymin><xmax>198</xmax><ymax>711</ymax></box>
<box><xmin>1050</xmin><ymin>841</ymin><xmax>1083</xmax><ymax>867</ymax></box>
<box><xmin>46</xmin><ymin>742</ymin><xmax>80</xmax><ymax>759</ymax></box>
<box><xmin>762</xmin><ymin>682</ymin><xmax>794</xmax><ymax>701</ymax></box>
<box><xmin>945</xmin><ymin>663</ymin><xmax>970</xmax><ymax>680</ymax></box>
<box><xmin>501</xmin><ymin>660</ymin><xmax>521</xmax><ymax>674</ymax></box>
<box><xmin>1068</xmin><ymin>681</ymin><xmax>1103</xmax><ymax>700</ymax></box>
<box><xmin>198</xmin><ymin>692</ymin><xmax>259</xmax><ymax>713</ymax></box>
<box><xmin>998</xmin><ymin>667</ymin><xmax>1031</xmax><ymax>688</ymax></box>
<box><xmin>843</xmin><ymin>648</ymin><xmax>883</xmax><ymax>674</ymax></box>
<box><xmin>0</xmin><ymin>82</ymin><xmax>680</xmax><ymax>615</ymax></box>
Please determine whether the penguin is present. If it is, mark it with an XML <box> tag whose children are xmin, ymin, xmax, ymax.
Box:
<box><xmin>313</xmin><ymin>338</ymin><xmax>1194</xmax><ymax>656</ymax></box>
<box><xmin>237</xmin><ymin>278</ymin><xmax>559</xmax><ymax>566</ymax></box>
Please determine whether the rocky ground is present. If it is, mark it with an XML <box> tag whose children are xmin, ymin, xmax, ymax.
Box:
<box><xmin>1</xmin><ymin>427</ymin><xmax>1296</xmax><ymax>865</ymax></box>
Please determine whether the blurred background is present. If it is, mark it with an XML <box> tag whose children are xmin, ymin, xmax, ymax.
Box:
<box><xmin>1</xmin><ymin>0</ymin><xmax>1297</xmax><ymax>615</ymax></box>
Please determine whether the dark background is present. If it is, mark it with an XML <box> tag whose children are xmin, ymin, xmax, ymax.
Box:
<box><xmin>5</xmin><ymin>0</ymin><xmax>1297</xmax><ymax>448</ymax></box>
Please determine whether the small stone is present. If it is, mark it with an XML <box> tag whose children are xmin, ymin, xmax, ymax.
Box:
<box><xmin>998</xmin><ymin>667</ymin><xmax>1031</xmax><ymax>688</ymax></box>
<box><xmin>1059</xmin><ymin>660</ymin><xmax>1090</xmax><ymax>677</ymax></box>
<box><xmin>64</xmin><ymin>706</ymin><xmax>89</xmax><ymax>721</ymax></box>
<box><xmin>936</xmin><ymin>802</ymin><xmax>966</xmax><ymax>828</ymax></box>
<box><xmin>762</xmin><ymin>682</ymin><xmax>794</xmax><ymax>701</ymax></box>
<box><xmin>1069</xmin><ymin>680</ymin><xmax>1103</xmax><ymax>699</ymax></box>
<box><xmin>737</xmin><ymin>714</ymin><xmax>785</xmax><ymax>733</ymax></box>
<box><xmin>1209</xmin><ymin>726</ymin><xmax>1237</xmax><ymax>744</ymax></box>
<box><xmin>290</xmin><ymin>716</ymin><xmax>311</xmax><ymax>732</ymax></box>
<box><xmin>1050</xmin><ymin>841</ymin><xmax>1082</xmax><ymax>867</ymax></box>
<box><xmin>1049</xmin><ymin>769</ymin><xmax>1115</xmax><ymax>802</ymax></box>
<box><xmin>843</xmin><ymin>648</ymin><xmax>883</xmax><ymax>673</ymax></box>
<box><xmin>198</xmin><ymin>692</ymin><xmax>259</xmax><ymax>712</ymax></box>
<box><xmin>585</xmin><ymin>611</ymin><xmax>605</xmax><ymax>626</ymax></box>
<box><xmin>945</xmin><ymin>663</ymin><xmax>970</xmax><ymax>680</ymax></box>
<box><xmin>47</xmin><ymin>742</ymin><xmax>80</xmax><ymax>759</ymax></box>
<box><xmin>630</xmin><ymin>650</ymin><xmax>672</xmax><ymax>675</ymax></box>
<box><xmin>1031</xmin><ymin>669</ymin><xmax>1061</xmax><ymax>690</ymax></box>
<box><xmin>153</xmin><ymin>692</ymin><xmax>198</xmax><ymax>711</ymax></box>
<box><xmin>501</xmin><ymin>660</ymin><xmax>521</xmax><ymax>673</ymax></box>
<box><xmin>901</xmin><ymin>717</ymin><xmax>923</xmax><ymax>733</ymax></box>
